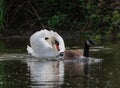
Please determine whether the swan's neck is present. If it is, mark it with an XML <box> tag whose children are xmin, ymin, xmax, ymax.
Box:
<box><xmin>83</xmin><ymin>42</ymin><xmax>90</xmax><ymax>57</ymax></box>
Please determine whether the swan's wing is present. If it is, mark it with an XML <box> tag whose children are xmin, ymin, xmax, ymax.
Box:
<box><xmin>27</xmin><ymin>45</ymin><xmax>36</xmax><ymax>56</ymax></box>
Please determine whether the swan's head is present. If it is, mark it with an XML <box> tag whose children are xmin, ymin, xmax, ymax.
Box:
<box><xmin>32</xmin><ymin>29</ymin><xmax>65</xmax><ymax>53</ymax></box>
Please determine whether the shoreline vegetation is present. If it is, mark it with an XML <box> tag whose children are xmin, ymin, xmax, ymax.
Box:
<box><xmin>0</xmin><ymin>0</ymin><xmax>120</xmax><ymax>40</ymax></box>
<box><xmin>0</xmin><ymin>30</ymin><xmax>119</xmax><ymax>41</ymax></box>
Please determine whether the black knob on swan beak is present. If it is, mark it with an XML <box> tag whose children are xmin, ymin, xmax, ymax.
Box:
<box><xmin>57</xmin><ymin>52</ymin><xmax>64</xmax><ymax>60</ymax></box>
<box><xmin>59</xmin><ymin>52</ymin><xmax>64</xmax><ymax>57</ymax></box>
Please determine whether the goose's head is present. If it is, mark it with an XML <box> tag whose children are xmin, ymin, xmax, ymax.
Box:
<box><xmin>28</xmin><ymin>29</ymin><xmax>65</xmax><ymax>58</ymax></box>
<box><xmin>83</xmin><ymin>38</ymin><xmax>95</xmax><ymax>57</ymax></box>
<box><xmin>85</xmin><ymin>38</ymin><xmax>96</xmax><ymax>47</ymax></box>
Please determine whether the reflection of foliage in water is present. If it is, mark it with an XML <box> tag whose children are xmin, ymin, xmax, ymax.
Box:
<box><xmin>0</xmin><ymin>39</ymin><xmax>26</xmax><ymax>53</ymax></box>
<box><xmin>0</xmin><ymin>0</ymin><xmax>6</xmax><ymax>31</ymax></box>
<box><xmin>0</xmin><ymin>40</ymin><xmax>5</xmax><ymax>52</ymax></box>
<box><xmin>0</xmin><ymin>60</ymin><xmax>30</xmax><ymax>88</ymax></box>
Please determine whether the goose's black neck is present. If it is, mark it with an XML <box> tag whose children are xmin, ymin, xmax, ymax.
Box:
<box><xmin>83</xmin><ymin>41</ymin><xmax>90</xmax><ymax>57</ymax></box>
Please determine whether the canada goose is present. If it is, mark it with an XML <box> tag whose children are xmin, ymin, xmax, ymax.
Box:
<box><xmin>61</xmin><ymin>39</ymin><xmax>95</xmax><ymax>60</ymax></box>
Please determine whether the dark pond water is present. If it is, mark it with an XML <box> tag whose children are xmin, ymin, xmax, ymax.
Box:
<box><xmin>0</xmin><ymin>38</ymin><xmax>120</xmax><ymax>88</ymax></box>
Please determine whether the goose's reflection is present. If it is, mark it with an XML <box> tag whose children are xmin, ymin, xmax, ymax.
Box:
<box><xmin>63</xmin><ymin>58</ymin><xmax>102</xmax><ymax>88</ymax></box>
<box><xmin>64</xmin><ymin>61</ymin><xmax>85</xmax><ymax>76</ymax></box>
<box><xmin>64</xmin><ymin>59</ymin><xmax>90</xmax><ymax>77</ymax></box>
<box><xmin>27</xmin><ymin>61</ymin><xmax>64</xmax><ymax>88</ymax></box>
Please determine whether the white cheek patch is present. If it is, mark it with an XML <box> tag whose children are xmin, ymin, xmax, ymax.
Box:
<box><xmin>87</xmin><ymin>40</ymin><xmax>90</xmax><ymax>46</ymax></box>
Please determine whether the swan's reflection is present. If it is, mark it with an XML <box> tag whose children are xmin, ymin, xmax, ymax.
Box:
<box><xmin>27</xmin><ymin>61</ymin><xmax>64</xmax><ymax>88</ymax></box>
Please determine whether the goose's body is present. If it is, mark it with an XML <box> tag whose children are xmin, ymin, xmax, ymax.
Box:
<box><xmin>27</xmin><ymin>29</ymin><xmax>65</xmax><ymax>58</ymax></box>
<box><xmin>64</xmin><ymin>50</ymin><xmax>83</xmax><ymax>59</ymax></box>
<box><xmin>63</xmin><ymin>39</ymin><xmax>95</xmax><ymax>59</ymax></box>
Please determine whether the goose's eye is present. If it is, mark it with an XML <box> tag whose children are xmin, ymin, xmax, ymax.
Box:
<box><xmin>45</xmin><ymin>37</ymin><xmax>49</xmax><ymax>40</ymax></box>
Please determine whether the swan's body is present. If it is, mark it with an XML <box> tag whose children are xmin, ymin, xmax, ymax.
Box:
<box><xmin>27</xmin><ymin>29</ymin><xmax>65</xmax><ymax>58</ymax></box>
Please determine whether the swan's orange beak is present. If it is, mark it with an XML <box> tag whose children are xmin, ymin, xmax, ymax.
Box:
<box><xmin>56</xmin><ymin>44</ymin><xmax>60</xmax><ymax>51</ymax></box>
<box><xmin>55</xmin><ymin>40</ymin><xmax>60</xmax><ymax>51</ymax></box>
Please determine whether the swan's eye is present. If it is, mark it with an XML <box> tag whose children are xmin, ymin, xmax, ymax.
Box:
<box><xmin>45</xmin><ymin>37</ymin><xmax>49</xmax><ymax>40</ymax></box>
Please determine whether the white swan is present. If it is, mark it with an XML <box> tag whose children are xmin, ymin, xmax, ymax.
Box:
<box><xmin>27</xmin><ymin>29</ymin><xmax>65</xmax><ymax>58</ymax></box>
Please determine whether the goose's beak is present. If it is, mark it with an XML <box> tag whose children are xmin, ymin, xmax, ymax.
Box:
<box><xmin>88</xmin><ymin>39</ymin><xmax>96</xmax><ymax>45</ymax></box>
